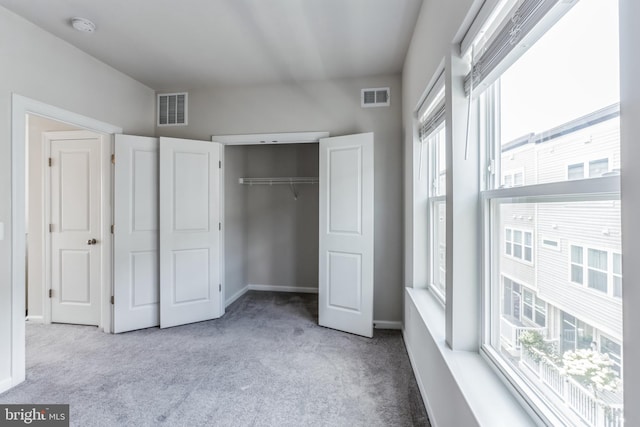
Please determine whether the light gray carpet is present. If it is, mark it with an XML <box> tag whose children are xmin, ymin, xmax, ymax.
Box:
<box><xmin>1</xmin><ymin>291</ymin><xmax>429</xmax><ymax>427</ymax></box>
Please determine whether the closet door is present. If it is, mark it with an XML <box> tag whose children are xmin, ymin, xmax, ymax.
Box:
<box><xmin>319</xmin><ymin>133</ymin><xmax>374</xmax><ymax>338</ymax></box>
<box><xmin>159</xmin><ymin>137</ymin><xmax>223</xmax><ymax>328</ymax></box>
<box><xmin>113</xmin><ymin>135</ymin><xmax>159</xmax><ymax>333</ymax></box>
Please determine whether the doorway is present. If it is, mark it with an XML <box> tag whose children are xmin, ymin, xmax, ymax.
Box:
<box><xmin>9</xmin><ymin>95</ymin><xmax>122</xmax><ymax>390</ymax></box>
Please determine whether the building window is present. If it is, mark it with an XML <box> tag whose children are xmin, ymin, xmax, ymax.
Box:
<box><xmin>601</xmin><ymin>335</ymin><xmax>622</xmax><ymax>376</ymax></box>
<box><xmin>505</xmin><ymin>228</ymin><xmax>532</xmax><ymax>263</ymax></box>
<box><xmin>570</xmin><ymin>245</ymin><xmax>584</xmax><ymax>284</ymax></box>
<box><xmin>570</xmin><ymin>245</ymin><xmax>621</xmax><ymax>298</ymax></box>
<box><xmin>470</xmin><ymin>0</ymin><xmax>623</xmax><ymax>424</ymax></box>
<box><xmin>613</xmin><ymin>253</ymin><xmax>622</xmax><ymax>298</ymax></box>
<box><xmin>502</xmin><ymin>170</ymin><xmax>524</xmax><ymax>187</ymax></box>
<box><xmin>568</xmin><ymin>158</ymin><xmax>610</xmax><ymax>180</ymax></box>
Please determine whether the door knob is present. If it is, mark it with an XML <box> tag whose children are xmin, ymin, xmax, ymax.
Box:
<box><xmin>87</xmin><ymin>238</ymin><xmax>97</xmax><ymax>245</ymax></box>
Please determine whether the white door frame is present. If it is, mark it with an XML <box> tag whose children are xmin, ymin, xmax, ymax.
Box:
<box><xmin>10</xmin><ymin>94</ymin><xmax>122</xmax><ymax>389</ymax></box>
<box><xmin>42</xmin><ymin>130</ymin><xmax>110</xmax><ymax>326</ymax></box>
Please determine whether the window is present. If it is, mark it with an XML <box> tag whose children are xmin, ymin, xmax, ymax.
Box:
<box><xmin>568</xmin><ymin>158</ymin><xmax>610</xmax><ymax>180</ymax></box>
<box><xmin>471</xmin><ymin>0</ymin><xmax>623</xmax><ymax>424</ymax></box>
<box><xmin>418</xmin><ymin>78</ymin><xmax>446</xmax><ymax>303</ymax></box>
<box><xmin>601</xmin><ymin>335</ymin><xmax>622</xmax><ymax>376</ymax></box>
<box><xmin>505</xmin><ymin>228</ymin><xmax>532</xmax><ymax>263</ymax></box>
<box><xmin>502</xmin><ymin>170</ymin><xmax>524</xmax><ymax>187</ymax></box>
<box><xmin>613</xmin><ymin>253</ymin><xmax>622</xmax><ymax>298</ymax></box>
<box><xmin>570</xmin><ymin>245</ymin><xmax>621</xmax><ymax>298</ymax></box>
<box><xmin>541</xmin><ymin>238</ymin><xmax>559</xmax><ymax>250</ymax></box>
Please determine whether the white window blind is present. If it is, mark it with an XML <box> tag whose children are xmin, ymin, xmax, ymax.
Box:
<box><xmin>463</xmin><ymin>0</ymin><xmax>576</xmax><ymax>96</ymax></box>
<box><xmin>418</xmin><ymin>71</ymin><xmax>446</xmax><ymax>141</ymax></box>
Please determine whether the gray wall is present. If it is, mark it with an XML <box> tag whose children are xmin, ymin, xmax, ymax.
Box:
<box><xmin>157</xmin><ymin>75</ymin><xmax>404</xmax><ymax>322</ymax></box>
<box><xmin>223</xmin><ymin>146</ymin><xmax>248</xmax><ymax>302</ymax></box>
<box><xmin>0</xmin><ymin>6</ymin><xmax>155</xmax><ymax>387</ymax></box>
<box><xmin>245</xmin><ymin>144</ymin><xmax>319</xmax><ymax>289</ymax></box>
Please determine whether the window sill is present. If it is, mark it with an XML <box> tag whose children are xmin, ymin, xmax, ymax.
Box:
<box><xmin>405</xmin><ymin>287</ymin><xmax>539</xmax><ymax>427</ymax></box>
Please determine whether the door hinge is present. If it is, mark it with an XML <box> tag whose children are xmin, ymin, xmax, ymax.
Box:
<box><xmin>219</xmin><ymin>222</ymin><xmax>221</xmax><ymax>231</ymax></box>
<box><xmin>111</xmin><ymin>295</ymin><xmax>114</xmax><ymax>305</ymax></box>
<box><xmin>48</xmin><ymin>289</ymin><xmax>52</xmax><ymax>298</ymax></box>
<box><xmin>111</xmin><ymin>225</ymin><xmax>114</xmax><ymax>234</ymax></box>
<box><xmin>219</xmin><ymin>284</ymin><xmax>221</xmax><ymax>292</ymax></box>
<box><xmin>219</xmin><ymin>160</ymin><xmax>222</xmax><ymax>169</ymax></box>
<box><xmin>48</xmin><ymin>157</ymin><xmax>52</xmax><ymax>167</ymax></box>
<box><xmin>111</xmin><ymin>154</ymin><xmax>115</xmax><ymax>165</ymax></box>
<box><xmin>49</xmin><ymin>223</ymin><xmax>53</xmax><ymax>233</ymax></box>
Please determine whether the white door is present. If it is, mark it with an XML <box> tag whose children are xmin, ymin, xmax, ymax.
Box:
<box><xmin>50</xmin><ymin>132</ymin><xmax>102</xmax><ymax>325</ymax></box>
<box><xmin>113</xmin><ymin>135</ymin><xmax>159</xmax><ymax>333</ymax></box>
<box><xmin>159</xmin><ymin>137</ymin><xmax>223</xmax><ymax>328</ymax></box>
<box><xmin>319</xmin><ymin>133</ymin><xmax>374</xmax><ymax>338</ymax></box>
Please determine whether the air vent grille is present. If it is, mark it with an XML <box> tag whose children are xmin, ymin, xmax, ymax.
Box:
<box><xmin>361</xmin><ymin>87</ymin><xmax>390</xmax><ymax>107</ymax></box>
<box><xmin>158</xmin><ymin>92</ymin><xmax>188</xmax><ymax>126</ymax></box>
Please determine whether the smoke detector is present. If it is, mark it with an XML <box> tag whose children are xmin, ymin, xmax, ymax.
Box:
<box><xmin>71</xmin><ymin>17</ymin><xmax>96</xmax><ymax>33</ymax></box>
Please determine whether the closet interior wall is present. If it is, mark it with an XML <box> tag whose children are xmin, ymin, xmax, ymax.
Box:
<box><xmin>224</xmin><ymin>143</ymin><xmax>319</xmax><ymax>304</ymax></box>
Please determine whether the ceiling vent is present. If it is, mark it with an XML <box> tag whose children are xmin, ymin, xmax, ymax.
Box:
<box><xmin>361</xmin><ymin>87</ymin><xmax>390</xmax><ymax>108</ymax></box>
<box><xmin>157</xmin><ymin>93</ymin><xmax>188</xmax><ymax>126</ymax></box>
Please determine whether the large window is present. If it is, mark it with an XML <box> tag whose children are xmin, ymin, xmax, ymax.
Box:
<box><xmin>418</xmin><ymin>80</ymin><xmax>446</xmax><ymax>303</ymax></box>
<box><xmin>473</xmin><ymin>0</ymin><xmax>623</xmax><ymax>425</ymax></box>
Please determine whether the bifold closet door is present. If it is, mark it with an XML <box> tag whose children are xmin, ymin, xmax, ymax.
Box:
<box><xmin>318</xmin><ymin>133</ymin><xmax>374</xmax><ymax>338</ymax></box>
<box><xmin>159</xmin><ymin>137</ymin><xmax>223</xmax><ymax>328</ymax></box>
<box><xmin>113</xmin><ymin>135</ymin><xmax>160</xmax><ymax>333</ymax></box>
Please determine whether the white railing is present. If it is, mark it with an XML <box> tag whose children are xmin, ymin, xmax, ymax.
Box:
<box><xmin>500</xmin><ymin>317</ymin><xmax>546</xmax><ymax>355</ymax></box>
<box><xmin>520</xmin><ymin>347</ymin><xmax>623</xmax><ymax>427</ymax></box>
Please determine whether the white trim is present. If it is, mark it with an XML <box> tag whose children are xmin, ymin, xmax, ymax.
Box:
<box><xmin>247</xmin><ymin>284</ymin><xmax>319</xmax><ymax>294</ymax></box>
<box><xmin>212</xmin><ymin>131</ymin><xmax>329</xmax><ymax>146</ymax></box>
<box><xmin>25</xmin><ymin>315</ymin><xmax>44</xmax><ymax>324</ymax></box>
<box><xmin>225</xmin><ymin>286</ymin><xmax>249</xmax><ymax>308</ymax></box>
<box><xmin>0</xmin><ymin>378</ymin><xmax>13</xmax><ymax>394</ymax></box>
<box><xmin>219</xmin><ymin>144</ymin><xmax>226</xmax><ymax>316</ymax></box>
<box><xmin>11</xmin><ymin>93</ymin><xmax>122</xmax><ymax>391</ymax></box>
<box><xmin>402</xmin><ymin>330</ymin><xmax>440</xmax><ymax>427</ymax></box>
<box><xmin>374</xmin><ymin>320</ymin><xmax>402</xmax><ymax>330</ymax></box>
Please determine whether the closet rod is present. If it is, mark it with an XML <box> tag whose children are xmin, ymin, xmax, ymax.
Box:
<box><xmin>238</xmin><ymin>177</ymin><xmax>319</xmax><ymax>185</ymax></box>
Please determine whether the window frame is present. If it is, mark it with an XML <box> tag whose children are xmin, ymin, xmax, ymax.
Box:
<box><xmin>426</xmin><ymin>122</ymin><xmax>447</xmax><ymax>304</ymax></box>
<box><xmin>479</xmin><ymin>85</ymin><xmax>621</xmax><ymax>426</ymax></box>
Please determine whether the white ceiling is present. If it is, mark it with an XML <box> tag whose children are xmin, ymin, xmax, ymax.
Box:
<box><xmin>1</xmin><ymin>0</ymin><xmax>423</xmax><ymax>90</ymax></box>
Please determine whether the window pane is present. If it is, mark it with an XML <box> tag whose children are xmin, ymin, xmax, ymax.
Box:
<box><xmin>497</xmin><ymin>0</ymin><xmax>620</xmax><ymax>188</ymax></box>
<box><xmin>589</xmin><ymin>158</ymin><xmax>609</xmax><ymax>177</ymax></box>
<box><xmin>613</xmin><ymin>253</ymin><xmax>622</xmax><ymax>274</ymax></box>
<box><xmin>588</xmin><ymin>269</ymin><xmax>608</xmax><ymax>293</ymax></box>
<box><xmin>571</xmin><ymin>245</ymin><xmax>583</xmax><ymax>264</ymax></box>
<box><xmin>588</xmin><ymin>248</ymin><xmax>608</xmax><ymax>270</ymax></box>
<box><xmin>568</xmin><ymin>163</ymin><xmax>584</xmax><ymax>181</ymax></box>
<box><xmin>431</xmin><ymin>201</ymin><xmax>446</xmax><ymax>300</ymax></box>
<box><xmin>494</xmin><ymin>200</ymin><xmax>622</xmax><ymax>426</ymax></box>
<box><xmin>513</xmin><ymin>244</ymin><xmax>522</xmax><ymax>259</ymax></box>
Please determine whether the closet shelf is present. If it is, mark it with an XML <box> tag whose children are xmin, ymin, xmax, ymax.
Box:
<box><xmin>238</xmin><ymin>177</ymin><xmax>318</xmax><ymax>185</ymax></box>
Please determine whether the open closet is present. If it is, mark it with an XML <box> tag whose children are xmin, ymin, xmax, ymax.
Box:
<box><xmin>111</xmin><ymin>132</ymin><xmax>374</xmax><ymax>337</ymax></box>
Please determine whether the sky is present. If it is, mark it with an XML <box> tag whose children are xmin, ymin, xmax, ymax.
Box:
<box><xmin>499</xmin><ymin>0</ymin><xmax>620</xmax><ymax>143</ymax></box>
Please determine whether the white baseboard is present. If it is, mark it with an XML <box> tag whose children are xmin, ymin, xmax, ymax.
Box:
<box><xmin>225</xmin><ymin>286</ymin><xmax>249</xmax><ymax>307</ymax></box>
<box><xmin>26</xmin><ymin>315</ymin><xmax>44</xmax><ymax>324</ymax></box>
<box><xmin>247</xmin><ymin>284</ymin><xmax>319</xmax><ymax>294</ymax></box>
<box><xmin>403</xmin><ymin>330</ymin><xmax>439</xmax><ymax>427</ymax></box>
<box><xmin>0</xmin><ymin>377</ymin><xmax>13</xmax><ymax>394</ymax></box>
<box><xmin>373</xmin><ymin>320</ymin><xmax>402</xmax><ymax>330</ymax></box>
